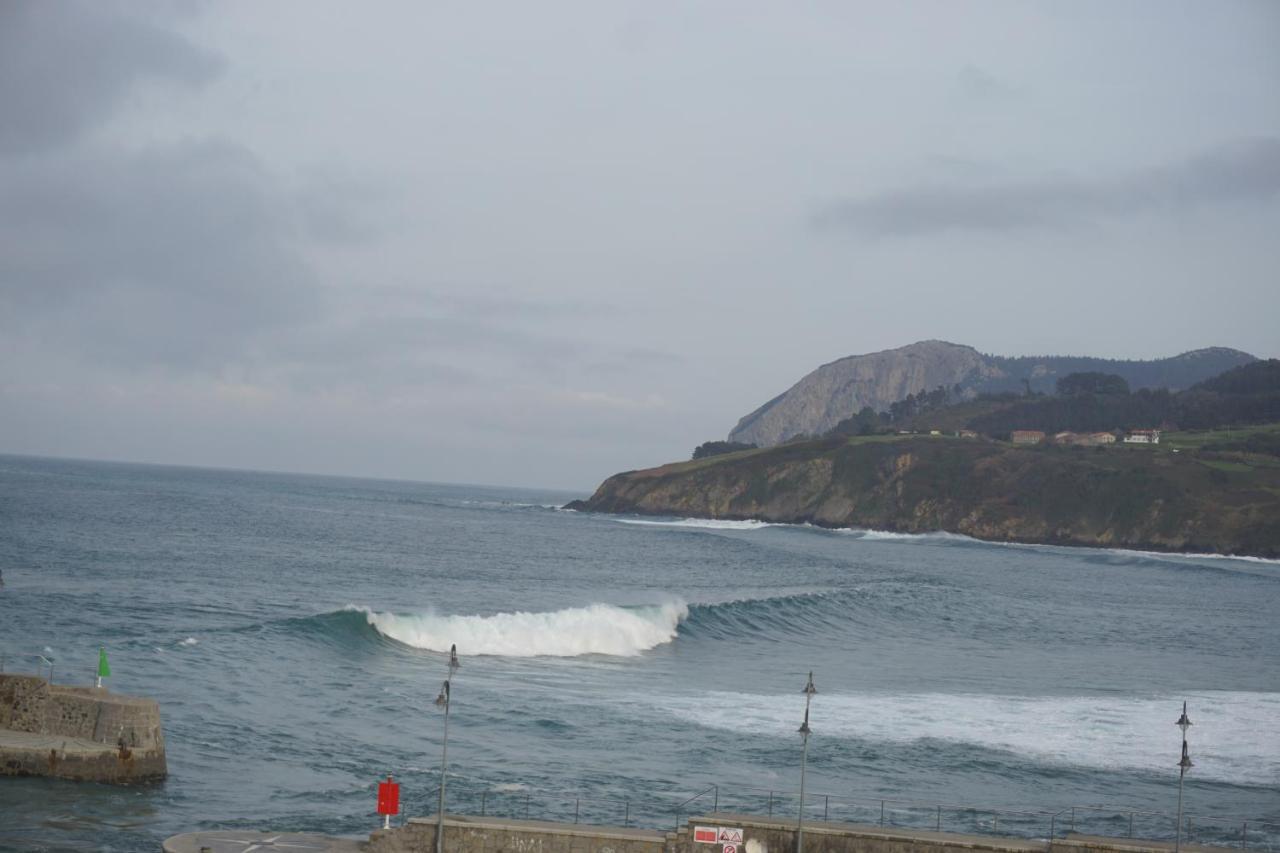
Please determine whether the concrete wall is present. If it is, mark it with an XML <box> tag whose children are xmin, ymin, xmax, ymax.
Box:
<box><xmin>0</xmin><ymin>674</ymin><xmax>166</xmax><ymax>783</ymax></box>
<box><xmin>362</xmin><ymin>813</ymin><xmax>1234</xmax><ymax>853</ymax></box>
<box><xmin>676</xmin><ymin>813</ymin><xmax>1229</xmax><ymax>853</ymax></box>
<box><xmin>366</xmin><ymin>815</ymin><xmax>674</xmax><ymax>853</ymax></box>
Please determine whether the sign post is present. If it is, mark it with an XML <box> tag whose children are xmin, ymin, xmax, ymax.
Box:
<box><xmin>377</xmin><ymin>774</ymin><xmax>400</xmax><ymax>830</ymax></box>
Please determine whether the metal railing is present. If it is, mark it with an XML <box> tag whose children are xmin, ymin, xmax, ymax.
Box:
<box><xmin>673</xmin><ymin>785</ymin><xmax>719</xmax><ymax>831</ymax></box>
<box><xmin>1059</xmin><ymin>804</ymin><xmax>1275</xmax><ymax>850</ymax></box>
<box><xmin>0</xmin><ymin>652</ymin><xmax>55</xmax><ymax>682</ymax></box>
<box><xmin>416</xmin><ymin>778</ymin><xmax>1279</xmax><ymax>851</ymax></box>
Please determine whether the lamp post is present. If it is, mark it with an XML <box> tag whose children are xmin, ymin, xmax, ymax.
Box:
<box><xmin>797</xmin><ymin>671</ymin><xmax>817</xmax><ymax>853</ymax></box>
<box><xmin>1174</xmin><ymin>701</ymin><xmax>1192</xmax><ymax>853</ymax></box>
<box><xmin>435</xmin><ymin>644</ymin><xmax>460</xmax><ymax>853</ymax></box>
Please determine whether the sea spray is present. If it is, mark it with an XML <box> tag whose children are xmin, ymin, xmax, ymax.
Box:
<box><xmin>347</xmin><ymin>601</ymin><xmax>688</xmax><ymax>657</ymax></box>
<box><xmin>638</xmin><ymin>690</ymin><xmax>1280</xmax><ymax>786</ymax></box>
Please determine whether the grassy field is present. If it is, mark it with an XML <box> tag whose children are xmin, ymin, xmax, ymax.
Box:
<box><xmin>653</xmin><ymin>422</ymin><xmax>1280</xmax><ymax>480</ymax></box>
<box><xmin>1160</xmin><ymin>421</ymin><xmax>1280</xmax><ymax>451</ymax></box>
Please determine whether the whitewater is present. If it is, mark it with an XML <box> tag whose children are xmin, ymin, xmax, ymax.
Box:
<box><xmin>350</xmin><ymin>601</ymin><xmax>688</xmax><ymax>656</ymax></box>
<box><xmin>1</xmin><ymin>454</ymin><xmax>1277</xmax><ymax>852</ymax></box>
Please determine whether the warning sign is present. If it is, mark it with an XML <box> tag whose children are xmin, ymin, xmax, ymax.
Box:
<box><xmin>718</xmin><ymin>828</ymin><xmax>744</xmax><ymax>844</ymax></box>
<box><xmin>694</xmin><ymin>827</ymin><xmax>719</xmax><ymax>844</ymax></box>
<box><xmin>723</xmin><ymin>845</ymin><xmax>738</xmax><ymax>853</ymax></box>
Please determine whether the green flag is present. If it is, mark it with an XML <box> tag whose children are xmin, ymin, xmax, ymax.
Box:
<box><xmin>97</xmin><ymin>647</ymin><xmax>111</xmax><ymax>678</ymax></box>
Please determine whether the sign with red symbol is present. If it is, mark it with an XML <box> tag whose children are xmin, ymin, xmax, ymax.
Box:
<box><xmin>377</xmin><ymin>776</ymin><xmax>400</xmax><ymax>816</ymax></box>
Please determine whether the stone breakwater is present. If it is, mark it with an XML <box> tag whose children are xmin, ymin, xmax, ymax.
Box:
<box><xmin>0</xmin><ymin>673</ymin><xmax>167</xmax><ymax>783</ymax></box>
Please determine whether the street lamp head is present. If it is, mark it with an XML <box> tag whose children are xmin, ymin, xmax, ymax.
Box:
<box><xmin>435</xmin><ymin>679</ymin><xmax>450</xmax><ymax>708</ymax></box>
<box><xmin>1179</xmin><ymin>739</ymin><xmax>1193</xmax><ymax>771</ymax></box>
<box><xmin>449</xmin><ymin>644</ymin><xmax>460</xmax><ymax>672</ymax></box>
<box><xmin>1176</xmin><ymin>700</ymin><xmax>1192</xmax><ymax>732</ymax></box>
<box><xmin>802</xmin><ymin>671</ymin><xmax>817</xmax><ymax>696</ymax></box>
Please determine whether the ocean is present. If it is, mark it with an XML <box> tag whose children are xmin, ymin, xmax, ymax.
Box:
<box><xmin>0</xmin><ymin>454</ymin><xmax>1277</xmax><ymax>852</ymax></box>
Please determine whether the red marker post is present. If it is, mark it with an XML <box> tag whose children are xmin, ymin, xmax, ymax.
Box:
<box><xmin>377</xmin><ymin>774</ymin><xmax>400</xmax><ymax>829</ymax></box>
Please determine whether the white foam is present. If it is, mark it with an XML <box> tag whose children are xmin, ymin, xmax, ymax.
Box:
<box><xmin>639</xmin><ymin>690</ymin><xmax>1280</xmax><ymax>786</ymax></box>
<box><xmin>348</xmin><ymin>601</ymin><xmax>688</xmax><ymax>657</ymax></box>
<box><xmin>179</xmin><ymin>637</ymin><xmax>199</xmax><ymax>646</ymax></box>
<box><xmin>822</xmin><ymin>527</ymin><xmax>975</xmax><ymax>543</ymax></box>
<box><xmin>613</xmin><ymin>517</ymin><xmax>777</xmax><ymax>531</ymax></box>
<box><xmin>1102</xmin><ymin>547</ymin><xmax>1280</xmax><ymax>566</ymax></box>
<box><xmin>608</xmin><ymin>513</ymin><xmax>1278</xmax><ymax>565</ymax></box>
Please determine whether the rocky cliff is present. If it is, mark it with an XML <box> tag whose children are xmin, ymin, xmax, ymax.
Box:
<box><xmin>569</xmin><ymin>436</ymin><xmax>1280</xmax><ymax>558</ymax></box>
<box><xmin>729</xmin><ymin>341</ymin><xmax>1256</xmax><ymax>447</ymax></box>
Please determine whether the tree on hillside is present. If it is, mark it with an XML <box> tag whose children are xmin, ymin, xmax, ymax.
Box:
<box><xmin>692</xmin><ymin>441</ymin><xmax>757</xmax><ymax>460</ymax></box>
<box><xmin>1056</xmin><ymin>372</ymin><xmax>1130</xmax><ymax>396</ymax></box>
<box><xmin>1192</xmin><ymin>359</ymin><xmax>1280</xmax><ymax>395</ymax></box>
<box><xmin>828</xmin><ymin>406</ymin><xmax>885</xmax><ymax>436</ymax></box>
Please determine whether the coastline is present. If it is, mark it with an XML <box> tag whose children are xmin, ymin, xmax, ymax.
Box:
<box><xmin>570</xmin><ymin>505</ymin><xmax>1280</xmax><ymax>564</ymax></box>
<box><xmin>566</xmin><ymin>436</ymin><xmax>1280</xmax><ymax>560</ymax></box>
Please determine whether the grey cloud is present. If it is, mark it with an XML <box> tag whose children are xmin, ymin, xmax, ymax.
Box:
<box><xmin>814</xmin><ymin>137</ymin><xmax>1280</xmax><ymax>236</ymax></box>
<box><xmin>955</xmin><ymin>65</ymin><xmax>1016</xmax><ymax>101</ymax></box>
<box><xmin>294</xmin><ymin>173</ymin><xmax>391</xmax><ymax>246</ymax></box>
<box><xmin>0</xmin><ymin>1</ymin><xmax>222</xmax><ymax>155</ymax></box>
<box><xmin>0</xmin><ymin>140</ymin><xmax>319</xmax><ymax>368</ymax></box>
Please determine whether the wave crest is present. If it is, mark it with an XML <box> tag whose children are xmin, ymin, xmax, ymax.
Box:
<box><xmin>347</xmin><ymin>602</ymin><xmax>688</xmax><ymax>657</ymax></box>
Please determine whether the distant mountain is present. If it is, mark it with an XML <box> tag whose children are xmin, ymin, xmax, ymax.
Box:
<box><xmin>728</xmin><ymin>341</ymin><xmax>1256</xmax><ymax>447</ymax></box>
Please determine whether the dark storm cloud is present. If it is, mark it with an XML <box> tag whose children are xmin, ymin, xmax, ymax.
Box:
<box><xmin>0</xmin><ymin>140</ymin><xmax>319</xmax><ymax>367</ymax></box>
<box><xmin>0</xmin><ymin>1</ymin><xmax>222</xmax><ymax>156</ymax></box>
<box><xmin>814</xmin><ymin>137</ymin><xmax>1280</xmax><ymax>236</ymax></box>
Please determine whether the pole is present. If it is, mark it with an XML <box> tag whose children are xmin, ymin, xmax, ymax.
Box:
<box><xmin>798</xmin><ymin>729</ymin><xmax>810</xmax><ymax>851</ymax></box>
<box><xmin>1175</xmin><ymin>701</ymin><xmax>1193</xmax><ymax>853</ymax></box>
<box><xmin>797</xmin><ymin>671</ymin><xmax>817</xmax><ymax>853</ymax></box>
<box><xmin>437</xmin><ymin>681</ymin><xmax>450</xmax><ymax>853</ymax></box>
<box><xmin>436</xmin><ymin>645</ymin><xmax>459</xmax><ymax>853</ymax></box>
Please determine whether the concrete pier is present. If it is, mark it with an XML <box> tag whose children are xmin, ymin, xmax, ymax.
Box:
<box><xmin>0</xmin><ymin>673</ymin><xmax>166</xmax><ymax>783</ymax></box>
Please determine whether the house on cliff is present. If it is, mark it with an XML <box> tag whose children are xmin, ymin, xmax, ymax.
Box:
<box><xmin>1012</xmin><ymin>430</ymin><xmax>1045</xmax><ymax>445</ymax></box>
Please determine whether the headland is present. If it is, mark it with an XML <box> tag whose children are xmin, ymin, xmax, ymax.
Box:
<box><xmin>568</xmin><ymin>432</ymin><xmax>1280</xmax><ymax>558</ymax></box>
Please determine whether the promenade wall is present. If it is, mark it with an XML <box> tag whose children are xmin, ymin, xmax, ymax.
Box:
<box><xmin>364</xmin><ymin>813</ymin><xmax>1234</xmax><ymax>853</ymax></box>
<box><xmin>0</xmin><ymin>673</ymin><xmax>167</xmax><ymax>783</ymax></box>
<box><xmin>367</xmin><ymin>815</ymin><xmax>673</xmax><ymax>853</ymax></box>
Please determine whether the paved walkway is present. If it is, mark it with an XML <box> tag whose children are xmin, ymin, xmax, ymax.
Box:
<box><xmin>0</xmin><ymin>728</ymin><xmax>119</xmax><ymax>755</ymax></box>
<box><xmin>162</xmin><ymin>830</ymin><xmax>365</xmax><ymax>853</ymax></box>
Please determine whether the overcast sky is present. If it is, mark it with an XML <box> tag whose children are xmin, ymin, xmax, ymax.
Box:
<box><xmin>2</xmin><ymin>1</ymin><xmax>1278</xmax><ymax>490</ymax></box>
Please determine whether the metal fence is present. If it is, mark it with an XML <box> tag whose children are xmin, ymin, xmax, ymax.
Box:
<box><xmin>0</xmin><ymin>651</ymin><xmax>57</xmax><ymax>681</ymax></box>
<box><xmin>421</xmin><ymin>780</ymin><xmax>1279</xmax><ymax>852</ymax></box>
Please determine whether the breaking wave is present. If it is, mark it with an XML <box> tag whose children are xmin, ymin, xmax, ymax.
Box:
<box><xmin>282</xmin><ymin>588</ymin><xmax>936</xmax><ymax>656</ymax></box>
<box><xmin>639</xmin><ymin>689</ymin><xmax>1280</xmax><ymax>786</ymax></box>
<box><xmin>612</xmin><ymin>517</ymin><xmax>778</xmax><ymax>530</ymax></box>
<box><xmin>347</xmin><ymin>601</ymin><xmax>688</xmax><ymax>657</ymax></box>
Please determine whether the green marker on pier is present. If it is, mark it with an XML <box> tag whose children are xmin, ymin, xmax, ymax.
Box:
<box><xmin>96</xmin><ymin>646</ymin><xmax>110</xmax><ymax>688</ymax></box>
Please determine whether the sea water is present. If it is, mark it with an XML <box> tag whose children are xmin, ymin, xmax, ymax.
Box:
<box><xmin>0</xmin><ymin>455</ymin><xmax>1277</xmax><ymax>852</ymax></box>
